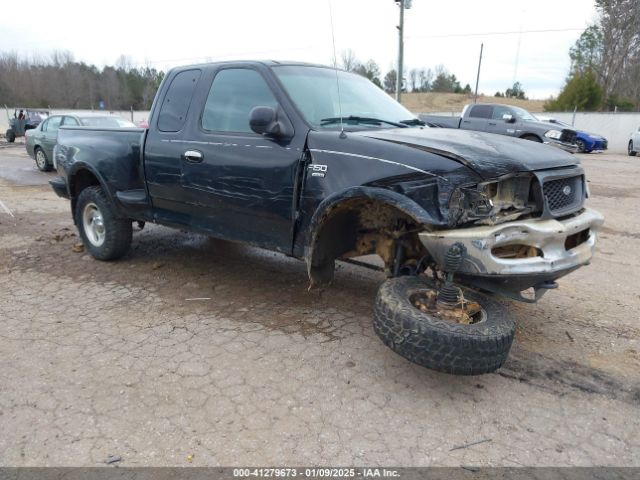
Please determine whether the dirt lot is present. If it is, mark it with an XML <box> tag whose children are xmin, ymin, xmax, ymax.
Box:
<box><xmin>0</xmin><ymin>143</ymin><xmax>638</xmax><ymax>467</ymax></box>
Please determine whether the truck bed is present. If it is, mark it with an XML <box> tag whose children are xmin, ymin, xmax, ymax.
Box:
<box><xmin>54</xmin><ymin>126</ymin><xmax>148</xmax><ymax>213</ymax></box>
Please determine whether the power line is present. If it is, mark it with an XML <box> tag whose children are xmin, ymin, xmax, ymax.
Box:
<box><xmin>407</xmin><ymin>27</ymin><xmax>585</xmax><ymax>39</ymax></box>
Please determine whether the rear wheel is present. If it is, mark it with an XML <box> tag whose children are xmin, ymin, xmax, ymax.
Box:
<box><xmin>629</xmin><ymin>140</ymin><xmax>637</xmax><ymax>156</ymax></box>
<box><xmin>373</xmin><ymin>276</ymin><xmax>515</xmax><ymax>375</ymax></box>
<box><xmin>34</xmin><ymin>147</ymin><xmax>52</xmax><ymax>172</ymax></box>
<box><xmin>5</xmin><ymin>129</ymin><xmax>15</xmax><ymax>143</ymax></box>
<box><xmin>75</xmin><ymin>186</ymin><xmax>132</xmax><ymax>260</ymax></box>
<box><xmin>576</xmin><ymin>139</ymin><xmax>586</xmax><ymax>153</ymax></box>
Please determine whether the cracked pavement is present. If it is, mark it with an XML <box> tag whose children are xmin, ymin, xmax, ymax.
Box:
<box><xmin>0</xmin><ymin>145</ymin><xmax>639</xmax><ymax>466</ymax></box>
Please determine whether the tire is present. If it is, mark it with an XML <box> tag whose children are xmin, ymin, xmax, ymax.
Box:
<box><xmin>34</xmin><ymin>147</ymin><xmax>53</xmax><ymax>172</ymax></box>
<box><xmin>373</xmin><ymin>276</ymin><xmax>515</xmax><ymax>375</ymax></box>
<box><xmin>75</xmin><ymin>186</ymin><xmax>132</xmax><ymax>260</ymax></box>
<box><xmin>576</xmin><ymin>139</ymin><xmax>586</xmax><ymax>153</ymax></box>
<box><xmin>522</xmin><ymin>134</ymin><xmax>542</xmax><ymax>143</ymax></box>
<box><xmin>629</xmin><ymin>141</ymin><xmax>637</xmax><ymax>157</ymax></box>
<box><xmin>5</xmin><ymin>129</ymin><xmax>15</xmax><ymax>143</ymax></box>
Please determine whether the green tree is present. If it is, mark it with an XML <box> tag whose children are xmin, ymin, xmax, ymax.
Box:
<box><xmin>544</xmin><ymin>71</ymin><xmax>603</xmax><ymax>111</ymax></box>
<box><xmin>505</xmin><ymin>81</ymin><xmax>526</xmax><ymax>99</ymax></box>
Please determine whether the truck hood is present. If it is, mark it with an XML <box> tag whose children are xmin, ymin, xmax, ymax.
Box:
<box><xmin>358</xmin><ymin>127</ymin><xmax>580</xmax><ymax>180</ymax></box>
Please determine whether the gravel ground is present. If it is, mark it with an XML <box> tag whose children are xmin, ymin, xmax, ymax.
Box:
<box><xmin>0</xmin><ymin>144</ymin><xmax>638</xmax><ymax>467</ymax></box>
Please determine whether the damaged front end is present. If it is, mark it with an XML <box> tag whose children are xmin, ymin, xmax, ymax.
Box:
<box><xmin>421</xmin><ymin>166</ymin><xmax>604</xmax><ymax>301</ymax></box>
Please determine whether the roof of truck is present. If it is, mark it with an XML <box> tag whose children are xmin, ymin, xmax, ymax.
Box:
<box><xmin>170</xmin><ymin>59</ymin><xmax>339</xmax><ymax>71</ymax></box>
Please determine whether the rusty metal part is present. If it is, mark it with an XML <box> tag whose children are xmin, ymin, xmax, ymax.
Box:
<box><xmin>412</xmin><ymin>288</ymin><xmax>482</xmax><ymax>325</ymax></box>
<box><xmin>491</xmin><ymin>244</ymin><xmax>542</xmax><ymax>259</ymax></box>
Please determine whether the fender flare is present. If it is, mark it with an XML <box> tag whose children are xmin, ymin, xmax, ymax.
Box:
<box><xmin>67</xmin><ymin>162</ymin><xmax>120</xmax><ymax>216</ymax></box>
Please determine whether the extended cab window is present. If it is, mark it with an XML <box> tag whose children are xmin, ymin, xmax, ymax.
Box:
<box><xmin>158</xmin><ymin>69</ymin><xmax>202</xmax><ymax>132</ymax></box>
<box><xmin>202</xmin><ymin>69</ymin><xmax>278</xmax><ymax>133</ymax></box>
<box><xmin>469</xmin><ymin>105</ymin><xmax>492</xmax><ymax>119</ymax></box>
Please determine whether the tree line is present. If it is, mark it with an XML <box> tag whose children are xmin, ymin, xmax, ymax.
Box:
<box><xmin>0</xmin><ymin>47</ymin><xmax>533</xmax><ymax>112</ymax></box>
<box><xmin>545</xmin><ymin>0</ymin><xmax>640</xmax><ymax>112</ymax></box>
<box><xmin>338</xmin><ymin>49</ymin><xmax>526</xmax><ymax>99</ymax></box>
<box><xmin>339</xmin><ymin>49</ymin><xmax>474</xmax><ymax>95</ymax></box>
<box><xmin>0</xmin><ymin>51</ymin><xmax>164</xmax><ymax>110</ymax></box>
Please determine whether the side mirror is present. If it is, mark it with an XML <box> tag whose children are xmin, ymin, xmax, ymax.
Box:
<box><xmin>502</xmin><ymin>114</ymin><xmax>515</xmax><ymax>123</ymax></box>
<box><xmin>249</xmin><ymin>106</ymin><xmax>289</xmax><ymax>137</ymax></box>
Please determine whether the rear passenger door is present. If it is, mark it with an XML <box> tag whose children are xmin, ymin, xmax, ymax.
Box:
<box><xmin>461</xmin><ymin>105</ymin><xmax>492</xmax><ymax>132</ymax></box>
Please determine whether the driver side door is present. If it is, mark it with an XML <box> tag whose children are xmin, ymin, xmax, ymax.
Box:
<box><xmin>179</xmin><ymin>67</ymin><xmax>304</xmax><ymax>252</ymax></box>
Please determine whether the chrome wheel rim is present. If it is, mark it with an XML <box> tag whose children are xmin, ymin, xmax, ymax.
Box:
<box><xmin>82</xmin><ymin>202</ymin><xmax>106</xmax><ymax>247</ymax></box>
<box><xmin>36</xmin><ymin>150</ymin><xmax>46</xmax><ymax>169</ymax></box>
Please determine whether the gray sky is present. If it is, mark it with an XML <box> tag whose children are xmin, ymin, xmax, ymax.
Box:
<box><xmin>0</xmin><ymin>0</ymin><xmax>597</xmax><ymax>99</ymax></box>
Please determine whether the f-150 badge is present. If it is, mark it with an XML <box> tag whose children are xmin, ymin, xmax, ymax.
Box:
<box><xmin>308</xmin><ymin>164</ymin><xmax>328</xmax><ymax>178</ymax></box>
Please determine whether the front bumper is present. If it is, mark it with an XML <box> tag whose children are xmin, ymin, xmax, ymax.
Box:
<box><xmin>419</xmin><ymin>208</ymin><xmax>604</xmax><ymax>291</ymax></box>
<box><xmin>544</xmin><ymin>139</ymin><xmax>579</xmax><ymax>153</ymax></box>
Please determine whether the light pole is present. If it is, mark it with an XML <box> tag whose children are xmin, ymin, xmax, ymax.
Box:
<box><xmin>473</xmin><ymin>43</ymin><xmax>483</xmax><ymax>103</ymax></box>
<box><xmin>395</xmin><ymin>0</ymin><xmax>411</xmax><ymax>102</ymax></box>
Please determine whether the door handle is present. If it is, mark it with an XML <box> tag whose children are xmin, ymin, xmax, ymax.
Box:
<box><xmin>488</xmin><ymin>122</ymin><xmax>496</xmax><ymax>126</ymax></box>
<box><xmin>183</xmin><ymin>150</ymin><xmax>203</xmax><ymax>163</ymax></box>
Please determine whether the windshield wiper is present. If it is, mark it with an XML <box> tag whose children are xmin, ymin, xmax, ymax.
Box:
<box><xmin>400</xmin><ymin>118</ymin><xmax>425</xmax><ymax>126</ymax></box>
<box><xmin>320</xmin><ymin>116</ymin><xmax>408</xmax><ymax>128</ymax></box>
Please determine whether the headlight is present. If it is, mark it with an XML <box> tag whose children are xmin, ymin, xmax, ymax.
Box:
<box><xmin>544</xmin><ymin>129</ymin><xmax>562</xmax><ymax>140</ymax></box>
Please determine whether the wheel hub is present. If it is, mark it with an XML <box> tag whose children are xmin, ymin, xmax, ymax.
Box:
<box><xmin>82</xmin><ymin>202</ymin><xmax>106</xmax><ymax>247</ymax></box>
<box><xmin>411</xmin><ymin>288</ymin><xmax>484</xmax><ymax>325</ymax></box>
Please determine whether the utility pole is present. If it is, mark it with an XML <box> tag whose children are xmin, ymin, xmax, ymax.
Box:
<box><xmin>473</xmin><ymin>43</ymin><xmax>483</xmax><ymax>103</ymax></box>
<box><xmin>395</xmin><ymin>0</ymin><xmax>411</xmax><ymax>102</ymax></box>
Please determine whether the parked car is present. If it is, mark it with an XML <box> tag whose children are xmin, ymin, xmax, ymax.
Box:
<box><xmin>50</xmin><ymin>61</ymin><xmax>603</xmax><ymax>375</ymax></box>
<box><xmin>420</xmin><ymin>104</ymin><xmax>579</xmax><ymax>152</ymax></box>
<box><xmin>25</xmin><ymin>114</ymin><xmax>135</xmax><ymax>171</ymax></box>
<box><xmin>629</xmin><ymin>126</ymin><xmax>640</xmax><ymax>156</ymax></box>
<box><xmin>537</xmin><ymin>117</ymin><xmax>608</xmax><ymax>153</ymax></box>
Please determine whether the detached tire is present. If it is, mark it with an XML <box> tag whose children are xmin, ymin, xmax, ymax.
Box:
<box><xmin>6</xmin><ymin>129</ymin><xmax>16</xmax><ymax>143</ymax></box>
<box><xmin>75</xmin><ymin>186</ymin><xmax>132</xmax><ymax>260</ymax></box>
<box><xmin>373</xmin><ymin>276</ymin><xmax>515</xmax><ymax>375</ymax></box>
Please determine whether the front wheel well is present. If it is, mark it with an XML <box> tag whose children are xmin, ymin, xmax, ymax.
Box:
<box><xmin>307</xmin><ymin>197</ymin><xmax>430</xmax><ymax>287</ymax></box>
<box><xmin>520</xmin><ymin>133</ymin><xmax>543</xmax><ymax>142</ymax></box>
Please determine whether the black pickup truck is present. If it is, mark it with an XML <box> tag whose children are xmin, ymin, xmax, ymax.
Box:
<box><xmin>50</xmin><ymin>61</ymin><xmax>604</xmax><ymax>375</ymax></box>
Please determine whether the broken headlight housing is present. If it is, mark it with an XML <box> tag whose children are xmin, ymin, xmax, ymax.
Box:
<box><xmin>544</xmin><ymin>129</ymin><xmax>563</xmax><ymax>140</ymax></box>
<box><xmin>448</xmin><ymin>173</ymin><xmax>539</xmax><ymax>226</ymax></box>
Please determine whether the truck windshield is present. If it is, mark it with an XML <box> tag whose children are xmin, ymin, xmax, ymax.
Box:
<box><xmin>510</xmin><ymin>106</ymin><xmax>538</xmax><ymax>121</ymax></box>
<box><xmin>273</xmin><ymin>66</ymin><xmax>417</xmax><ymax>129</ymax></box>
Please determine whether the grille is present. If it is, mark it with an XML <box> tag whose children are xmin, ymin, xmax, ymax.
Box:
<box><xmin>560</xmin><ymin>129</ymin><xmax>577</xmax><ymax>144</ymax></box>
<box><xmin>543</xmin><ymin>175</ymin><xmax>583</xmax><ymax>215</ymax></box>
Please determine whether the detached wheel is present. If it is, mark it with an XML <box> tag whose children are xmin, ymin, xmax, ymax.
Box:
<box><xmin>5</xmin><ymin>129</ymin><xmax>16</xmax><ymax>143</ymax></box>
<box><xmin>34</xmin><ymin>147</ymin><xmax>53</xmax><ymax>172</ymax></box>
<box><xmin>75</xmin><ymin>186</ymin><xmax>132</xmax><ymax>260</ymax></box>
<box><xmin>629</xmin><ymin>141</ymin><xmax>637</xmax><ymax>156</ymax></box>
<box><xmin>373</xmin><ymin>276</ymin><xmax>515</xmax><ymax>375</ymax></box>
